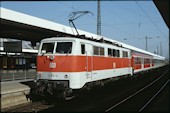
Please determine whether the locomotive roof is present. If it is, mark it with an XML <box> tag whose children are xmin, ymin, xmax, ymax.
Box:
<box><xmin>41</xmin><ymin>37</ymin><xmax>165</xmax><ymax>60</ymax></box>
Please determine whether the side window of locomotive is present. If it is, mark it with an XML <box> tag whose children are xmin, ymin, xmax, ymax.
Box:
<box><xmin>56</xmin><ymin>42</ymin><xmax>72</xmax><ymax>54</ymax></box>
<box><xmin>41</xmin><ymin>42</ymin><xmax>55</xmax><ymax>54</ymax></box>
<box><xmin>100</xmin><ymin>47</ymin><xmax>104</xmax><ymax>56</ymax></box>
<box><xmin>108</xmin><ymin>48</ymin><xmax>112</xmax><ymax>56</ymax></box>
<box><xmin>129</xmin><ymin>52</ymin><xmax>131</xmax><ymax>58</ymax></box>
<box><xmin>81</xmin><ymin>44</ymin><xmax>85</xmax><ymax>54</ymax></box>
<box><xmin>123</xmin><ymin>51</ymin><xmax>125</xmax><ymax>57</ymax></box>
<box><xmin>116</xmin><ymin>50</ymin><xmax>120</xmax><ymax>57</ymax></box>
<box><xmin>93</xmin><ymin>46</ymin><xmax>99</xmax><ymax>55</ymax></box>
<box><xmin>112</xmin><ymin>49</ymin><xmax>117</xmax><ymax>57</ymax></box>
<box><xmin>126</xmin><ymin>51</ymin><xmax>128</xmax><ymax>57</ymax></box>
<box><xmin>123</xmin><ymin>51</ymin><xmax>128</xmax><ymax>57</ymax></box>
<box><xmin>108</xmin><ymin>48</ymin><xmax>119</xmax><ymax>57</ymax></box>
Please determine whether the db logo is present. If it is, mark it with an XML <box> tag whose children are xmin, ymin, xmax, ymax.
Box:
<box><xmin>49</xmin><ymin>62</ymin><xmax>56</xmax><ymax>68</ymax></box>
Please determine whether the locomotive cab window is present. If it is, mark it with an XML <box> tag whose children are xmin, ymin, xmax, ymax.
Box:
<box><xmin>41</xmin><ymin>42</ymin><xmax>55</xmax><ymax>54</ymax></box>
<box><xmin>56</xmin><ymin>42</ymin><xmax>72</xmax><ymax>54</ymax></box>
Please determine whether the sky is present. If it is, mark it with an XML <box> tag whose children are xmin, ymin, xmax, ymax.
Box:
<box><xmin>1</xmin><ymin>1</ymin><xmax>169</xmax><ymax>59</ymax></box>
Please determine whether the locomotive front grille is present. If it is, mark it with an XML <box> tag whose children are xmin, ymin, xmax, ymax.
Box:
<box><xmin>38</xmin><ymin>80</ymin><xmax>69</xmax><ymax>90</ymax></box>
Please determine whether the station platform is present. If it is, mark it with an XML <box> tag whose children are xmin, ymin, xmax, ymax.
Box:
<box><xmin>1</xmin><ymin>82</ymin><xmax>31</xmax><ymax>109</ymax></box>
<box><xmin>0</xmin><ymin>69</ymin><xmax>36</xmax><ymax>82</ymax></box>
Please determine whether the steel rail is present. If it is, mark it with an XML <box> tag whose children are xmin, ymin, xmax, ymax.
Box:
<box><xmin>105</xmin><ymin>69</ymin><xmax>169</xmax><ymax>112</ymax></box>
<box><xmin>139</xmin><ymin>79</ymin><xmax>169</xmax><ymax>112</ymax></box>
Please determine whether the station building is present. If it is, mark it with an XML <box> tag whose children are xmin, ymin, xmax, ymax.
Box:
<box><xmin>0</xmin><ymin>38</ymin><xmax>38</xmax><ymax>70</ymax></box>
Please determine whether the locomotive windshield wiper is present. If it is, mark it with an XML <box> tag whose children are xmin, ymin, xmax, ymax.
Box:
<box><xmin>41</xmin><ymin>51</ymin><xmax>53</xmax><ymax>56</ymax></box>
<box><xmin>41</xmin><ymin>52</ymin><xmax>45</xmax><ymax>56</ymax></box>
<box><xmin>41</xmin><ymin>50</ymin><xmax>46</xmax><ymax>56</ymax></box>
<box><xmin>65</xmin><ymin>47</ymin><xmax>72</xmax><ymax>57</ymax></box>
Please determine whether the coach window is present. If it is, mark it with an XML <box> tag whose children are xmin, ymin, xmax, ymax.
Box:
<box><xmin>134</xmin><ymin>57</ymin><xmax>137</xmax><ymax>64</ymax></box>
<box><xmin>144</xmin><ymin>59</ymin><xmax>146</xmax><ymax>63</ymax></box>
<box><xmin>81</xmin><ymin>44</ymin><xmax>85</xmax><ymax>54</ymax></box>
<box><xmin>138</xmin><ymin>58</ymin><xmax>141</xmax><ymax>64</ymax></box>
<box><xmin>147</xmin><ymin>59</ymin><xmax>150</xmax><ymax>63</ymax></box>
<box><xmin>56</xmin><ymin>42</ymin><xmax>72</xmax><ymax>54</ymax></box>
<box><xmin>100</xmin><ymin>47</ymin><xmax>104</xmax><ymax>56</ymax></box>
<box><xmin>93</xmin><ymin>46</ymin><xmax>99</xmax><ymax>55</ymax></box>
<box><xmin>134</xmin><ymin>57</ymin><xmax>141</xmax><ymax>64</ymax></box>
<box><xmin>144</xmin><ymin>59</ymin><xmax>150</xmax><ymax>64</ymax></box>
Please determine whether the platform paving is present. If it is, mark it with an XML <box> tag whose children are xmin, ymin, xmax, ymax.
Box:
<box><xmin>1</xmin><ymin>82</ymin><xmax>31</xmax><ymax>109</ymax></box>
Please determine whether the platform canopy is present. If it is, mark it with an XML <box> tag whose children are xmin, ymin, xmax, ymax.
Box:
<box><xmin>153</xmin><ymin>0</ymin><xmax>169</xmax><ymax>28</ymax></box>
<box><xmin>0</xmin><ymin>7</ymin><xmax>73</xmax><ymax>45</ymax></box>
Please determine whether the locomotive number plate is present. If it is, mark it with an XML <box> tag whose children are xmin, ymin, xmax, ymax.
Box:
<box><xmin>49</xmin><ymin>62</ymin><xmax>56</xmax><ymax>68</ymax></box>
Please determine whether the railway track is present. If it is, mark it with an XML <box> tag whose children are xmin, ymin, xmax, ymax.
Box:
<box><xmin>105</xmin><ymin>68</ymin><xmax>169</xmax><ymax>112</ymax></box>
<box><xmin>139</xmin><ymin>79</ymin><xmax>169</xmax><ymax>112</ymax></box>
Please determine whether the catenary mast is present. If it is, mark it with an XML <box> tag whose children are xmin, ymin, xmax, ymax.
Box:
<box><xmin>97</xmin><ymin>0</ymin><xmax>101</xmax><ymax>36</ymax></box>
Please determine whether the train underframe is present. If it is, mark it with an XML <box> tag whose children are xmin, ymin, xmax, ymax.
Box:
<box><xmin>34</xmin><ymin>73</ymin><xmax>133</xmax><ymax>100</ymax></box>
<box><xmin>35</xmin><ymin>80</ymin><xmax>75</xmax><ymax>100</ymax></box>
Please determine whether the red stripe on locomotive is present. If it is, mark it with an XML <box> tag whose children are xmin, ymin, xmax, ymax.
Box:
<box><xmin>37</xmin><ymin>56</ymin><xmax>131</xmax><ymax>72</ymax></box>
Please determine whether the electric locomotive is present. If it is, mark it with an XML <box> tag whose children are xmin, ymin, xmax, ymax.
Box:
<box><xmin>35</xmin><ymin>36</ymin><xmax>165</xmax><ymax>99</ymax></box>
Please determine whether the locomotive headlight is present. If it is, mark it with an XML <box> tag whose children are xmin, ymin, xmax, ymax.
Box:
<box><xmin>50</xmin><ymin>55</ymin><xmax>55</xmax><ymax>60</ymax></box>
<box><xmin>37</xmin><ymin>73</ymin><xmax>42</xmax><ymax>78</ymax></box>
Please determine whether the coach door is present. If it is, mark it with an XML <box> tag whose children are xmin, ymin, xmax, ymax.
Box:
<box><xmin>85</xmin><ymin>44</ymin><xmax>93</xmax><ymax>80</ymax></box>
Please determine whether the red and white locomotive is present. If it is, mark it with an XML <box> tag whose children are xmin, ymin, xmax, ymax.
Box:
<box><xmin>36</xmin><ymin>36</ymin><xmax>165</xmax><ymax>98</ymax></box>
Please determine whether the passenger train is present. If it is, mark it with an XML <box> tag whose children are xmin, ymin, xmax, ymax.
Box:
<box><xmin>36</xmin><ymin>36</ymin><xmax>165</xmax><ymax>99</ymax></box>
